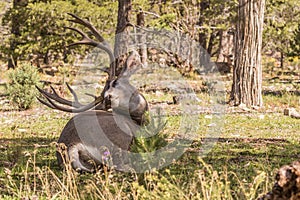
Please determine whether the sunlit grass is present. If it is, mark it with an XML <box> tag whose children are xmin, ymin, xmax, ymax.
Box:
<box><xmin>263</xmin><ymin>92</ymin><xmax>300</xmax><ymax>110</ymax></box>
<box><xmin>0</xmin><ymin>145</ymin><xmax>271</xmax><ymax>199</ymax></box>
<box><xmin>0</xmin><ymin>61</ymin><xmax>299</xmax><ymax>199</ymax></box>
<box><xmin>223</xmin><ymin>113</ymin><xmax>300</xmax><ymax>140</ymax></box>
<box><xmin>1</xmin><ymin>102</ymin><xmax>299</xmax><ymax>199</ymax></box>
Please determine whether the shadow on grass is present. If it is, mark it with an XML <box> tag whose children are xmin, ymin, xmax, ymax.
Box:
<box><xmin>0</xmin><ymin>137</ymin><xmax>58</xmax><ymax>170</ymax></box>
<box><xmin>263</xmin><ymin>89</ymin><xmax>300</xmax><ymax>96</ymax></box>
<box><xmin>1</xmin><ymin>136</ymin><xmax>299</xmax><ymax>182</ymax></box>
<box><xmin>176</xmin><ymin>137</ymin><xmax>300</xmax><ymax>176</ymax></box>
<box><xmin>0</xmin><ymin>136</ymin><xmax>299</xmax><ymax>199</ymax></box>
<box><xmin>1</xmin><ymin>136</ymin><xmax>299</xmax><ymax>171</ymax></box>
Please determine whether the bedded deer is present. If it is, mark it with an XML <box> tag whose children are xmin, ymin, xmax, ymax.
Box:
<box><xmin>37</xmin><ymin>13</ymin><xmax>148</xmax><ymax>172</ymax></box>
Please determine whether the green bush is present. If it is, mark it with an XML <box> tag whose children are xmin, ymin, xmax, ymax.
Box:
<box><xmin>6</xmin><ymin>63</ymin><xmax>42</xmax><ymax>110</ymax></box>
<box><xmin>131</xmin><ymin>109</ymin><xmax>172</xmax><ymax>171</ymax></box>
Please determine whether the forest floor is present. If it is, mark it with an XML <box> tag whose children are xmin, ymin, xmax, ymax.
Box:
<box><xmin>0</xmin><ymin>61</ymin><xmax>299</xmax><ymax>199</ymax></box>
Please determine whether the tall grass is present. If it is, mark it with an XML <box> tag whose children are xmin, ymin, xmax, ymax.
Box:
<box><xmin>0</xmin><ymin>145</ymin><xmax>269</xmax><ymax>200</ymax></box>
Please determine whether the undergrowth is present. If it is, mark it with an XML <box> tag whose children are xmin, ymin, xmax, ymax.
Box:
<box><xmin>6</xmin><ymin>63</ymin><xmax>42</xmax><ymax>110</ymax></box>
<box><xmin>0</xmin><ymin>146</ymin><xmax>269</xmax><ymax>200</ymax></box>
<box><xmin>0</xmin><ymin>109</ymin><xmax>299</xmax><ymax>199</ymax></box>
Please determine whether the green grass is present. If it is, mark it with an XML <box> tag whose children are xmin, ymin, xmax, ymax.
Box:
<box><xmin>0</xmin><ymin>100</ymin><xmax>299</xmax><ymax>199</ymax></box>
<box><xmin>0</xmin><ymin>61</ymin><xmax>299</xmax><ymax>199</ymax></box>
<box><xmin>263</xmin><ymin>91</ymin><xmax>300</xmax><ymax>110</ymax></box>
<box><xmin>223</xmin><ymin>113</ymin><xmax>300</xmax><ymax>140</ymax></box>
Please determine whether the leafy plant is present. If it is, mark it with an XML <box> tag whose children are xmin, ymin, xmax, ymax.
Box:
<box><xmin>263</xmin><ymin>0</ymin><xmax>300</xmax><ymax>66</ymax></box>
<box><xmin>131</xmin><ymin>109</ymin><xmax>170</xmax><ymax>171</ymax></box>
<box><xmin>1</xmin><ymin>0</ymin><xmax>118</xmax><ymax>67</ymax></box>
<box><xmin>132</xmin><ymin>112</ymin><xmax>167</xmax><ymax>152</ymax></box>
<box><xmin>6</xmin><ymin>62</ymin><xmax>42</xmax><ymax>110</ymax></box>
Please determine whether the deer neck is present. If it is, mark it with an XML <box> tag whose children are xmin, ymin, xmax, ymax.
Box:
<box><xmin>110</xmin><ymin>91</ymin><xmax>148</xmax><ymax>126</ymax></box>
<box><xmin>129</xmin><ymin>91</ymin><xmax>148</xmax><ymax>125</ymax></box>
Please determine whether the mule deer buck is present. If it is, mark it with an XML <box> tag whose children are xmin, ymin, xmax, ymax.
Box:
<box><xmin>37</xmin><ymin>13</ymin><xmax>148</xmax><ymax>172</ymax></box>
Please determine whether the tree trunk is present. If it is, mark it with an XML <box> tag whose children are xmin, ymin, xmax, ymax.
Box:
<box><xmin>198</xmin><ymin>0</ymin><xmax>210</xmax><ymax>66</ymax></box>
<box><xmin>206</xmin><ymin>32</ymin><xmax>216</xmax><ymax>56</ymax></box>
<box><xmin>8</xmin><ymin>0</ymin><xmax>28</xmax><ymax>69</ymax></box>
<box><xmin>217</xmin><ymin>29</ymin><xmax>234</xmax><ymax>64</ymax></box>
<box><xmin>114</xmin><ymin>0</ymin><xmax>132</xmax><ymax>75</ymax></box>
<box><xmin>137</xmin><ymin>9</ymin><xmax>148</xmax><ymax>68</ymax></box>
<box><xmin>280</xmin><ymin>51</ymin><xmax>284</xmax><ymax>68</ymax></box>
<box><xmin>230</xmin><ymin>0</ymin><xmax>265</xmax><ymax>108</ymax></box>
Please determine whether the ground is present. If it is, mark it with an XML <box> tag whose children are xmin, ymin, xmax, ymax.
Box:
<box><xmin>0</xmin><ymin>61</ymin><xmax>299</xmax><ymax>199</ymax></box>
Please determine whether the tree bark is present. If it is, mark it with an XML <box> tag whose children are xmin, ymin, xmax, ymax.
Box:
<box><xmin>8</xmin><ymin>0</ymin><xmax>28</xmax><ymax>69</ymax></box>
<box><xmin>280</xmin><ymin>51</ymin><xmax>284</xmax><ymax>68</ymax></box>
<box><xmin>114</xmin><ymin>0</ymin><xmax>132</xmax><ymax>75</ymax></box>
<box><xmin>137</xmin><ymin>9</ymin><xmax>148</xmax><ymax>68</ymax></box>
<box><xmin>198</xmin><ymin>0</ymin><xmax>210</xmax><ymax>66</ymax></box>
<box><xmin>206</xmin><ymin>32</ymin><xmax>216</xmax><ymax>56</ymax></box>
<box><xmin>217</xmin><ymin>29</ymin><xmax>234</xmax><ymax>64</ymax></box>
<box><xmin>230</xmin><ymin>0</ymin><xmax>265</xmax><ymax>107</ymax></box>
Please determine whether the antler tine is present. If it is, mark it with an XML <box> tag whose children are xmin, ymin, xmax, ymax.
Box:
<box><xmin>65</xmin><ymin>27</ymin><xmax>109</xmax><ymax>50</ymax></box>
<box><xmin>36</xmin><ymin>97</ymin><xmax>56</xmax><ymax>109</ymax></box>
<box><xmin>36</xmin><ymin>85</ymin><xmax>76</xmax><ymax>107</ymax></box>
<box><xmin>65</xmin><ymin>26</ymin><xmax>115</xmax><ymax>79</ymax></box>
<box><xmin>37</xmin><ymin>13</ymin><xmax>116</xmax><ymax>113</ymax></box>
<box><xmin>85</xmin><ymin>93</ymin><xmax>97</xmax><ymax>99</ymax></box>
<box><xmin>67</xmin><ymin>13</ymin><xmax>106</xmax><ymax>45</ymax></box>
<box><xmin>36</xmin><ymin>85</ymin><xmax>105</xmax><ymax>112</ymax></box>
<box><xmin>66</xmin><ymin>13</ymin><xmax>116</xmax><ymax>79</ymax></box>
<box><xmin>49</xmin><ymin>85</ymin><xmax>59</xmax><ymax>96</ymax></box>
<box><xmin>42</xmin><ymin>94</ymin><xmax>104</xmax><ymax>113</ymax></box>
<box><xmin>65</xmin><ymin>82</ymin><xmax>82</xmax><ymax>107</ymax></box>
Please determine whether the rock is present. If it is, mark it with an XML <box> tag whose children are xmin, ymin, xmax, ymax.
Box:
<box><xmin>172</xmin><ymin>93</ymin><xmax>201</xmax><ymax>105</ymax></box>
<box><xmin>284</xmin><ymin>108</ymin><xmax>300</xmax><ymax>119</ymax></box>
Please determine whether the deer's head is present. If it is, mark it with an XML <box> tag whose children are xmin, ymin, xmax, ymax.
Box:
<box><xmin>36</xmin><ymin>13</ymin><xmax>148</xmax><ymax>125</ymax></box>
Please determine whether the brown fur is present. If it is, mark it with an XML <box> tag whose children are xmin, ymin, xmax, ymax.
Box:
<box><xmin>56</xmin><ymin>110</ymin><xmax>141</xmax><ymax>172</ymax></box>
<box><xmin>259</xmin><ymin>161</ymin><xmax>300</xmax><ymax>200</ymax></box>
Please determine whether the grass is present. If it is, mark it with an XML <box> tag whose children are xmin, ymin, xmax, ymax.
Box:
<box><xmin>0</xmin><ymin>62</ymin><xmax>299</xmax><ymax>199</ymax></box>
<box><xmin>0</xmin><ymin>102</ymin><xmax>299</xmax><ymax>199</ymax></box>
<box><xmin>263</xmin><ymin>91</ymin><xmax>300</xmax><ymax>110</ymax></box>
<box><xmin>223</xmin><ymin>113</ymin><xmax>300</xmax><ymax>140</ymax></box>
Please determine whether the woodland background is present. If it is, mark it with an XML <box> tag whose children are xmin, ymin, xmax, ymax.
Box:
<box><xmin>0</xmin><ymin>0</ymin><xmax>299</xmax><ymax>199</ymax></box>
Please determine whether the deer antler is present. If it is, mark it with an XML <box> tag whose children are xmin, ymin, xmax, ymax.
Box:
<box><xmin>36</xmin><ymin>84</ymin><xmax>103</xmax><ymax>113</ymax></box>
<box><xmin>36</xmin><ymin>83</ymin><xmax>83</xmax><ymax>108</ymax></box>
<box><xmin>66</xmin><ymin>13</ymin><xmax>115</xmax><ymax>79</ymax></box>
<box><xmin>37</xmin><ymin>13</ymin><xmax>115</xmax><ymax>113</ymax></box>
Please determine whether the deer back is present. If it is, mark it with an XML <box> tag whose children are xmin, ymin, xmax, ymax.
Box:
<box><xmin>57</xmin><ymin>110</ymin><xmax>140</xmax><ymax>171</ymax></box>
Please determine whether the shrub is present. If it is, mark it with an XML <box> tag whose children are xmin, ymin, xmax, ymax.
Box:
<box><xmin>131</xmin><ymin>108</ymin><xmax>172</xmax><ymax>172</ymax></box>
<box><xmin>6</xmin><ymin>63</ymin><xmax>42</xmax><ymax>110</ymax></box>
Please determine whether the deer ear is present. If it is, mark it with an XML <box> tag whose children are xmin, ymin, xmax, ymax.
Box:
<box><xmin>120</xmin><ymin>50</ymin><xmax>141</xmax><ymax>78</ymax></box>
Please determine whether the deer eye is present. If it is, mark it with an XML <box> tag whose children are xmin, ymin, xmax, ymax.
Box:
<box><xmin>112</xmin><ymin>80</ymin><xmax>119</xmax><ymax>88</ymax></box>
